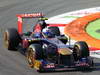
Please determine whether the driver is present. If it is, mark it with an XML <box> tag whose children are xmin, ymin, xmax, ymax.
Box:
<box><xmin>42</xmin><ymin>27</ymin><xmax>55</xmax><ymax>38</ymax></box>
<box><xmin>31</xmin><ymin>27</ymin><xmax>54</xmax><ymax>38</ymax></box>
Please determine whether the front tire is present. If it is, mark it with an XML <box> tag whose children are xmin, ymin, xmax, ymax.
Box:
<box><xmin>26</xmin><ymin>44</ymin><xmax>43</xmax><ymax>68</ymax></box>
<box><xmin>73</xmin><ymin>41</ymin><xmax>89</xmax><ymax>60</ymax></box>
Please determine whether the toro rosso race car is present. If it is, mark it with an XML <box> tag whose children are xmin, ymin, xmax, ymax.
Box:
<box><xmin>4</xmin><ymin>13</ymin><xmax>94</xmax><ymax>72</ymax></box>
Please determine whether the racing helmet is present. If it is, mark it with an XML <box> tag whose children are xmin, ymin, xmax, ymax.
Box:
<box><xmin>42</xmin><ymin>27</ymin><xmax>54</xmax><ymax>38</ymax></box>
<box><xmin>32</xmin><ymin>32</ymin><xmax>42</xmax><ymax>38</ymax></box>
<box><xmin>38</xmin><ymin>19</ymin><xmax>47</xmax><ymax>29</ymax></box>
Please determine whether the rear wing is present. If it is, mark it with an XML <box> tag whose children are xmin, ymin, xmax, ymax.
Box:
<box><xmin>16</xmin><ymin>13</ymin><xmax>44</xmax><ymax>34</ymax></box>
<box><xmin>16</xmin><ymin>13</ymin><xmax>66</xmax><ymax>34</ymax></box>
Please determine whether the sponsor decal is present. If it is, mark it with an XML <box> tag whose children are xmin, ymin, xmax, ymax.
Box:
<box><xmin>46</xmin><ymin>63</ymin><xmax>55</xmax><ymax>68</ymax></box>
<box><xmin>17</xmin><ymin>13</ymin><xmax>43</xmax><ymax>17</ymax></box>
<box><xmin>18</xmin><ymin>17</ymin><xmax>22</xmax><ymax>22</ymax></box>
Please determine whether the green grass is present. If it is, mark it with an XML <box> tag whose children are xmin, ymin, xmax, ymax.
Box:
<box><xmin>86</xmin><ymin>19</ymin><xmax>100</xmax><ymax>39</ymax></box>
<box><xmin>63</xmin><ymin>16</ymin><xmax>80</xmax><ymax>18</ymax></box>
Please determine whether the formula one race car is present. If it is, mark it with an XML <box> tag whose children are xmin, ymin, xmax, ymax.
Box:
<box><xmin>4</xmin><ymin>13</ymin><xmax>94</xmax><ymax>72</ymax></box>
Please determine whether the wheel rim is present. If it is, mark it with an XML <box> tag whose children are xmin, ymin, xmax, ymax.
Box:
<box><xmin>74</xmin><ymin>46</ymin><xmax>81</xmax><ymax>57</ymax></box>
<box><xmin>4</xmin><ymin>32</ymin><xmax>9</xmax><ymax>48</ymax></box>
<box><xmin>27</xmin><ymin>48</ymin><xmax>35</xmax><ymax>68</ymax></box>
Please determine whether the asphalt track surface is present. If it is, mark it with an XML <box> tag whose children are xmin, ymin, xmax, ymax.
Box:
<box><xmin>0</xmin><ymin>0</ymin><xmax>100</xmax><ymax>75</ymax></box>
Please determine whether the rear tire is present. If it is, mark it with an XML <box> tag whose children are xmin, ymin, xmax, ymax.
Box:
<box><xmin>4</xmin><ymin>28</ymin><xmax>21</xmax><ymax>51</ymax></box>
<box><xmin>73</xmin><ymin>41</ymin><xmax>89</xmax><ymax>60</ymax></box>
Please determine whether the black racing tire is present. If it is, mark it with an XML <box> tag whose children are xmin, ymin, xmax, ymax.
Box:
<box><xmin>27</xmin><ymin>44</ymin><xmax>43</xmax><ymax>60</ymax></box>
<box><xmin>48</xmin><ymin>26</ymin><xmax>60</xmax><ymax>36</ymax></box>
<box><xmin>4</xmin><ymin>28</ymin><xmax>21</xmax><ymax>51</ymax></box>
<box><xmin>26</xmin><ymin>44</ymin><xmax>43</xmax><ymax>68</ymax></box>
<box><xmin>73</xmin><ymin>41</ymin><xmax>89</xmax><ymax>60</ymax></box>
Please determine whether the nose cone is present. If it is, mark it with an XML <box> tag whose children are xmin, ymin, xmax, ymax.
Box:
<box><xmin>58</xmin><ymin>48</ymin><xmax>72</xmax><ymax>55</ymax></box>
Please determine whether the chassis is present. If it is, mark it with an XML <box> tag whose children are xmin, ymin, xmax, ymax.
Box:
<box><xmin>4</xmin><ymin>13</ymin><xmax>94</xmax><ymax>72</ymax></box>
